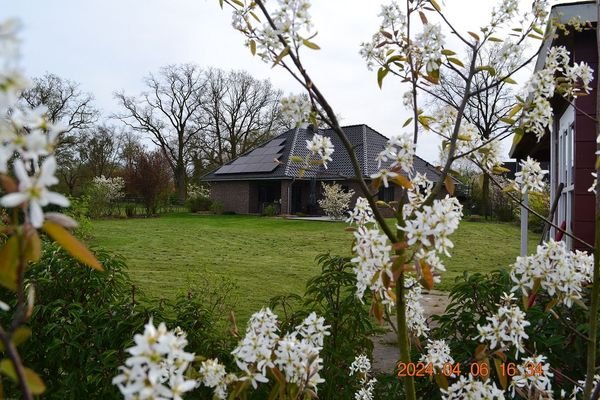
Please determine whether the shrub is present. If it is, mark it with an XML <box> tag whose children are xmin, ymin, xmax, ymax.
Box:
<box><xmin>271</xmin><ymin>254</ymin><xmax>375</xmax><ymax>400</ymax></box>
<box><xmin>210</xmin><ymin>201</ymin><xmax>224</xmax><ymax>215</ymax></box>
<box><xmin>262</xmin><ymin>204</ymin><xmax>277</xmax><ymax>216</ymax></box>
<box><xmin>125</xmin><ymin>150</ymin><xmax>173</xmax><ymax>216</ymax></box>
<box><xmin>87</xmin><ymin>176</ymin><xmax>125</xmax><ymax>218</ymax></box>
<box><xmin>186</xmin><ymin>196</ymin><xmax>212</xmax><ymax>212</ymax></box>
<box><xmin>318</xmin><ymin>182</ymin><xmax>355</xmax><ymax>220</ymax></box>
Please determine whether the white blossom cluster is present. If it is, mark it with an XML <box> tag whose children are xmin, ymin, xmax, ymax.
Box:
<box><xmin>510</xmin><ymin>239</ymin><xmax>593</xmax><ymax>308</ymax></box>
<box><xmin>419</xmin><ymin>340</ymin><xmax>454</xmax><ymax>372</ymax></box>
<box><xmin>510</xmin><ymin>355</ymin><xmax>553</xmax><ymax>398</ymax></box>
<box><xmin>401</xmin><ymin>172</ymin><xmax>433</xmax><ymax>218</ymax></box>
<box><xmin>281</xmin><ymin>94</ymin><xmax>311</xmax><ymax>128</ymax></box>
<box><xmin>351</xmin><ymin>224</ymin><xmax>393</xmax><ymax>302</ymax></box>
<box><xmin>400</xmin><ymin>195</ymin><xmax>463</xmax><ymax>257</ymax></box>
<box><xmin>441</xmin><ymin>374</ymin><xmax>506</xmax><ymax>399</ymax></box>
<box><xmin>112</xmin><ymin>319</ymin><xmax>197</xmax><ymax>400</ymax></box>
<box><xmin>568</xmin><ymin>374</ymin><xmax>600</xmax><ymax>399</ymax></box>
<box><xmin>0</xmin><ymin>18</ymin><xmax>70</xmax><ymax>228</ymax></box>
<box><xmin>514</xmin><ymin>156</ymin><xmax>548</xmax><ymax>194</ymax></box>
<box><xmin>231</xmin><ymin>0</ymin><xmax>313</xmax><ymax>64</ymax></box>
<box><xmin>405</xmin><ymin>276</ymin><xmax>429</xmax><ymax>337</ymax></box>
<box><xmin>349</xmin><ymin>354</ymin><xmax>377</xmax><ymax>400</ymax></box>
<box><xmin>524</xmin><ymin>46</ymin><xmax>594</xmax><ymax>142</ymax></box>
<box><xmin>306</xmin><ymin>133</ymin><xmax>334</xmax><ymax>169</ymax></box>
<box><xmin>187</xmin><ymin>183</ymin><xmax>210</xmax><ymax>200</ymax></box>
<box><xmin>346</xmin><ymin>197</ymin><xmax>375</xmax><ymax>226</ymax></box>
<box><xmin>359</xmin><ymin>2</ymin><xmax>406</xmax><ymax>71</ymax></box>
<box><xmin>490</xmin><ymin>0</ymin><xmax>519</xmax><ymax>27</ymax></box>
<box><xmin>477</xmin><ymin>293</ymin><xmax>531</xmax><ymax>357</ymax></box>
<box><xmin>198</xmin><ymin>359</ymin><xmax>236</xmax><ymax>400</ymax></box>
<box><xmin>91</xmin><ymin>175</ymin><xmax>126</xmax><ymax>201</ymax></box>
<box><xmin>415</xmin><ymin>23</ymin><xmax>445</xmax><ymax>73</ymax></box>
<box><xmin>232</xmin><ymin>308</ymin><xmax>330</xmax><ymax>392</ymax></box>
<box><xmin>374</xmin><ymin>132</ymin><xmax>415</xmax><ymax>173</ymax></box>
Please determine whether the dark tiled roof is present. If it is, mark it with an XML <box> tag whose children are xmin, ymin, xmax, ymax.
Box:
<box><xmin>201</xmin><ymin>124</ymin><xmax>443</xmax><ymax>182</ymax></box>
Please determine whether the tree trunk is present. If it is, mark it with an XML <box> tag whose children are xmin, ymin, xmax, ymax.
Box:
<box><xmin>482</xmin><ymin>173</ymin><xmax>490</xmax><ymax>219</ymax></box>
<box><xmin>174</xmin><ymin>166</ymin><xmax>187</xmax><ymax>203</ymax></box>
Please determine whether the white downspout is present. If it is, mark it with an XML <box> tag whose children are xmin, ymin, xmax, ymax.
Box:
<box><xmin>520</xmin><ymin>191</ymin><xmax>529</xmax><ymax>257</ymax></box>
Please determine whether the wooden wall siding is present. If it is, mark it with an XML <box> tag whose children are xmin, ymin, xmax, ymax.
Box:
<box><xmin>573</xmin><ymin>28</ymin><xmax>597</xmax><ymax>251</ymax></box>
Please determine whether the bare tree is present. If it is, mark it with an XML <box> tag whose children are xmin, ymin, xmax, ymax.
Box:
<box><xmin>79</xmin><ymin>124</ymin><xmax>124</xmax><ymax>178</ymax></box>
<box><xmin>21</xmin><ymin>72</ymin><xmax>98</xmax><ymax>135</ymax></box>
<box><xmin>430</xmin><ymin>46</ymin><xmax>518</xmax><ymax>218</ymax></box>
<box><xmin>198</xmin><ymin>68</ymin><xmax>285</xmax><ymax>167</ymax></box>
<box><xmin>114</xmin><ymin>64</ymin><xmax>207</xmax><ymax>201</ymax></box>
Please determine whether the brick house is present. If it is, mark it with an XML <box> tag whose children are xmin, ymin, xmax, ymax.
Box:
<box><xmin>509</xmin><ymin>1</ymin><xmax>597</xmax><ymax>251</ymax></box>
<box><xmin>201</xmin><ymin>124</ymin><xmax>445</xmax><ymax>215</ymax></box>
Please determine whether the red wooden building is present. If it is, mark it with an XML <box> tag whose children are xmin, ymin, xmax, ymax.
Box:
<box><xmin>510</xmin><ymin>1</ymin><xmax>597</xmax><ymax>251</ymax></box>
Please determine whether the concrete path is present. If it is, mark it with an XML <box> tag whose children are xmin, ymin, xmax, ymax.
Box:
<box><xmin>371</xmin><ymin>290</ymin><xmax>450</xmax><ymax>374</ymax></box>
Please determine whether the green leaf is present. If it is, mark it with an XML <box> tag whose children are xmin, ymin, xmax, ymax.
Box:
<box><xmin>219</xmin><ymin>0</ymin><xmax>224</xmax><ymax>8</ymax></box>
<box><xmin>231</xmin><ymin>0</ymin><xmax>244</xmax><ymax>6</ymax></box>
<box><xmin>0</xmin><ymin>327</ymin><xmax>31</xmax><ymax>353</ymax></box>
<box><xmin>42</xmin><ymin>221</ymin><xmax>103</xmax><ymax>271</ymax></box>
<box><xmin>429</xmin><ymin>0</ymin><xmax>441</xmax><ymax>12</ymax></box>
<box><xmin>448</xmin><ymin>57</ymin><xmax>464</xmax><ymax>67</ymax></box>
<box><xmin>532</xmin><ymin>25</ymin><xmax>544</xmax><ymax>35</ymax></box>
<box><xmin>513</xmin><ymin>128</ymin><xmax>524</xmax><ymax>146</ymax></box>
<box><xmin>289</xmin><ymin>155</ymin><xmax>304</xmax><ymax>163</ymax></box>
<box><xmin>528</xmin><ymin>33</ymin><xmax>543</xmax><ymax>40</ymax></box>
<box><xmin>402</xmin><ymin>117</ymin><xmax>413</xmax><ymax>127</ymax></box>
<box><xmin>249</xmin><ymin>39</ymin><xmax>256</xmax><ymax>56</ymax></box>
<box><xmin>377</xmin><ymin>67</ymin><xmax>389</xmax><ymax>89</ymax></box>
<box><xmin>476</xmin><ymin>65</ymin><xmax>496</xmax><ymax>76</ymax></box>
<box><xmin>441</xmin><ymin>49</ymin><xmax>456</xmax><ymax>56</ymax></box>
<box><xmin>500</xmin><ymin>117</ymin><xmax>515</xmax><ymax>124</ymax></box>
<box><xmin>488</xmin><ymin>36</ymin><xmax>503</xmax><ymax>42</ymax></box>
<box><xmin>502</xmin><ymin>76</ymin><xmax>518</xmax><ymax>84</ymax></box>
<box><xmin>271</xmin><ymin>46</ymin><xmax>290</xmax><ymax>68</ymax></box>
<box><xmin>419</xmin><ymin>11</ymin><xmax>428</xmax><ymax>25</ymax></box>
<box><xmin>0</xmin><ymin>360</ymin><xmax>46</xmax><ymax>395</ymax></box>
<box><xmin>0</xmin><ymin>235</ymin><xmax>19</xmax><ymax>291</ymax></box>
<box><xmin>468</xmin><ymin>31</ymin><xmax>480</xmax><ymax>41</ymax></box>
<box><xmin>508</xmin><ymin>103</ymin><xmax>523</xmax><ymax>118</ymax></box>
<box><xmin>302</xmin><ymin>38</ymin><xmax>320</xmax><ymax>50</ymax></box>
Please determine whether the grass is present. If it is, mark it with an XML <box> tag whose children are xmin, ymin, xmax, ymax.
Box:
<box><xmin>89</xmin><ymin>213</ymin><xmax>539</xmax><ymax>319</ymax></box>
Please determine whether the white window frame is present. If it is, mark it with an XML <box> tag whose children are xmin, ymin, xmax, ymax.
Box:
<box><xmin>551</xmin><ymin>105</ymin><xmax>575</xmax><ymax>248</ymax></box>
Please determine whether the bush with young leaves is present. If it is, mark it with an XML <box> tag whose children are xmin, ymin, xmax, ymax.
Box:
<box><xmin>317</xmin><ymin>182</ymin><xmax>354</xmax><ymax>220</ymax></box>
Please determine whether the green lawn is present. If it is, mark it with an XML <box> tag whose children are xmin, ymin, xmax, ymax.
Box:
<box><xmin>89</xmin><ymin>213</ymin><xmax>538</xmax><ymax>319</ymax></box>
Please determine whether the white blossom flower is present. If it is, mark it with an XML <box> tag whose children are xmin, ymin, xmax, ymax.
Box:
<box><xmin>112</xmin><ymin>319</ymin><xmax>197</xmax><ymax>400</ymax></box>
<box><xmin>477</xmin><ymin>293</ymin><xmax>530</xmax><ymax>357</ymax></box>
<box><xmin>513</xmin><ymin>156</ymin><xmax>548</xmax><ymax>194</ymax></box>
<box><xmin>510</xmin><ymin>239</ymin><xmax>593</xmax><ymax>307</ymax></box>
<box><xmin>199</xmin><ymin>359</ymin><xmax>233</xmax><ymax>400</ymax></box>
<box><xmin>349</xmin><ymin>354</ymin><xmax>377</xmax><ymax>400</ymax></box>
<box><xmin>442</xmin><ymin>374</ymin><xmax>505</xmax><ymax>399</ymax></box>
<box><xmin>346</xmin><ymin>197</ymin><xmax>375</xmax><ymax>227</ymax></box>
<box><xmin>419</xmin><ymin>340</ymin><xmax>454</xmax><ymax>372</ymax></box>
<box><xmin>370</xmin><ymin>168</ymin><xmax>398</xmax><ymax>188</ymax></box>
<box><xmin>415</xmin><ymin>23</ymin><xmax>444</xmax><ymax>73</ymax></box>
<box><xmin>281</xmin><ymin>95</ymin><xmax>311</xmax><ymax>128</ymax></box>
<box><xmin>510</xmin><ymin>355</ymin><xmax>553</xmax><ymax>398</ymax></box>
<box><xmin>569</xmin><ymin>374</ymin><xmax>600</xmax><ymax>399</ymax></box>
<box><xmin>405</xmin><ymin>277</ymin><xmax>429</xmax><ymax>337</ymax></box>
<box><xmin>306</xmin><ymin>133</ymin><xmax>334</xmax><ymax>169</ymax></box>
<box><xmin>0</xmin><ymin>157</ymin><xmax>69</xmax><ymax>228</ymax></box>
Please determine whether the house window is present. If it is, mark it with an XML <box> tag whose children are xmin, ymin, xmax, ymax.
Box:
<box><xmin>554</xmin><ymin>105</ymin><xmax>575</xmax><ymax>248</ymax></box>
<box><xmin>377</xmin><ymin>186</ymin><xmax>395</xmax><ymax>202</ymax></box>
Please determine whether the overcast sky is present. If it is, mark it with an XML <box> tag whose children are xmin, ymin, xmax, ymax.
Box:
<box><xmin>4</xmin><ymin>0</ymin><xmax>562</xmax><ymax>163</ymax></box>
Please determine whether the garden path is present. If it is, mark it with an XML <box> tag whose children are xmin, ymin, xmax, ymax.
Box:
<box><xmin>371</xmin><ymin>290</ymin><xmax>450</xmax><ymax>374</ymax></box>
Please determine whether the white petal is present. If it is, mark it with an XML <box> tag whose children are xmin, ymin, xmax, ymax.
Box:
<box><xmin>13</xmin><ymin>159</ymin><xmax>30</xmax><ymax>187</ymax></box>
<box><xmin>29</xmin><ymin>201</ymin><xmax>44</xmax><ymax>228</ymax></box>
<box><xmin>46</xmin><ymin>191</ymin><xmax>70</xmax><ymax>208</ymax></box>
<box><xmin>0</xmin><ymin>192</ymin><xmax>27</xmax><ymax>208</ymax></box>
